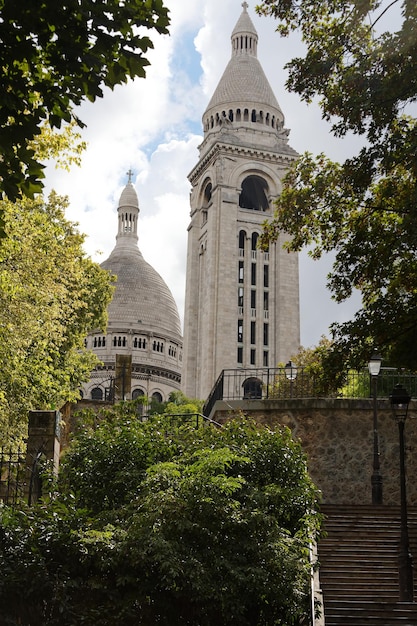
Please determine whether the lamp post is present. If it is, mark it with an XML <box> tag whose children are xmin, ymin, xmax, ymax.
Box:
<box><xmin>390</xmin><ymin>383</ymin><xmax>413</xmax><ymax>602</ymax></box>
<box><xmin>369</xmin><ymin>352</ymin><xmax>383</xmax><ymax>504</ymax></box>
<box><xmin>285</xmin><ymin>360</ymin><xmax>297</xmax><ymax>397</ymax></box>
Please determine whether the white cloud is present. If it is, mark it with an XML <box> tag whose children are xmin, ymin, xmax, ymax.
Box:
<box><xmin>44</xmin><ymin>0</ymin><xmax>364</xmax><ymax>349</ymax></box>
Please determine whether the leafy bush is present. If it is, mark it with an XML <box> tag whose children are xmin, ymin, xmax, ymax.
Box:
<box><xmin>0</xmin><ymin>413</ymin><xmax>321</xmax><ymax>625</ymax></box>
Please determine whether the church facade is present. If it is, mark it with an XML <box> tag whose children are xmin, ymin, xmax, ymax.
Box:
<box><xmin>182</xmin><ymin>3</ymin><xmax>300</xmax><ymax>400</ymax></box>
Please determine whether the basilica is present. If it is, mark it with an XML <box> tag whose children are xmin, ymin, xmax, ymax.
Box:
<box><xmin>81</xmin><ymin>3</ymin><xmax>300</xmax><ymax>403</ymax></box>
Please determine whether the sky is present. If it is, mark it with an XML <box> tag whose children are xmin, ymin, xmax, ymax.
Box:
<box><xmin>43</xmin><ymin>0</ymin><xmax>366</xmax><ymax>349</ymax></box>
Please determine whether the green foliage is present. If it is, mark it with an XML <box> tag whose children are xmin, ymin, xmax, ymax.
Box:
<box><xmin>30</xmin><ymin>121</ymin><xmax>87</xmax><ymax>171</ymax></box>
<box><xmin>1</xmin><ymin>415</ymin><xmax>321</xmax><ymax>625</ymax></box>
<box><xmin>0</xmin><ymin>0</ymin><xmax>170</xmax><ymax>202</ymax></box>
<box><xmin>59</xmin><ymin>412</ymin><xmax>181</xmax><ymax>513</ymax></box>
<box><xmin>0</xmin><ymin>192</ymin><xmax>114</xmax><ymax>444</ymax></box>
<box><xmin>339</xmin><ymin>369</ymin><xmax>370</xmax><ymax>398</ymax></box>
<box><xmin>257</xmin><ymin>0</ymin><xmax>417</xmax><ymax>138</ymax></box>
<box><xmin>144</xmin><ymin>390</ymin><xmax>204</xmax><ymax>419</ymax></box>
<box><xmin>257</xmin><ymin>0</ymin><xmax>417</xmax><ymax>371</ymax></box>
<box><xmin>270</xmin><ymin>337</ymin><xmax>348</xmax><ymax>397</ymax></box>
<box><xmin>161</xmin><ymin>390</ymin><xmax>205</xmax><ymax>415</ymax></box>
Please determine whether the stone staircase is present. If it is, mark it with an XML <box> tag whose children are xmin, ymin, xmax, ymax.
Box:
<box><xmin>318</xmin><ymin>505</ymin><xmax>417</xmax><ymax>625</ymax></box>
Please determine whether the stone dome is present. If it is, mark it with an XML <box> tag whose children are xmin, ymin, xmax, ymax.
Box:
<box><xmin>82</xmin><ymin>179</ymin><xmax>183</xmax><ymax>404</ymax></box>
<box><xmin>101</xmin><ymin>247</ymin><xmax>182</xmax><ymax>340</ymax></box>
<box><xmin>101</xmin><ymin>182</ymin><xmax>182</xmax><ymax>340</ymax></box>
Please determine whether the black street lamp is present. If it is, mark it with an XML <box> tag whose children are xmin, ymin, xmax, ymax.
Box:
<box><xmin>390</xmin><ymin>383</ymin><xmax>413</xmax><ymax>602</ymax></box>
<box><xmin>369</xmin><ymin>352</ymin><xmax>383</xmax><ymax>504</ymax></box>
<box><xmin>285</xmin><ymin>360</ymin><xmax>297</xmax><ymax>397</ymax></box>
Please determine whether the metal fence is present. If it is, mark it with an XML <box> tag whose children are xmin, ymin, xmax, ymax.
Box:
<box><xmin>140</xmin><ymin>413</ymin><xmax>222</xmax><ymax>428</ymax></box>
<box><xmin>0</xmin><ymin>447</ymin><xmax>26</xmax><ymax>505</ymax></box>
<box><xmin>204</xmin><ymin>367</ymin><xmax>417</xmax><ymax>417</ymax></box>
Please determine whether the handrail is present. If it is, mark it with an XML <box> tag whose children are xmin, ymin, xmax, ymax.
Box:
<box><xmin>203</xmin><ymin>367</ymin><xmax>417</xmax><ymax>415</ymax></box>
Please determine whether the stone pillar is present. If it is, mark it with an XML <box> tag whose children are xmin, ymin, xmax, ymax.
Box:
<box><xmin>25</xmin><ymin>410</ymin><xmax>61</xmax><ymax>505</ymax></box>
<box><xmin>115</xmin><ymin>353</ymin><xmax>132</xmax><ymax>400</ymax></box>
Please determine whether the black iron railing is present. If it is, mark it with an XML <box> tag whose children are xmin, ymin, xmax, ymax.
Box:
<box><xmin>0</xmin><ymin>447</ymin><xmax>26</xmax><ymax>505</ymax></box>
<box><xmin>140</xmin><ymin>413</ymin><xmax>222</xmax><ymax>428</ymax></box>
<box><xmin>203</xmin><ymin>367</ymin><xmax>417</xmax><ymax>417</ymax></box>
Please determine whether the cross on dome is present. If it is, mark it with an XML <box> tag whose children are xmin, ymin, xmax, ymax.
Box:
<box><xmin>126</xmin><ymin>168</ymin><xmax>134</xmax><ymax>183</ymax></box>
<box><xmin>242</xmin><ymin>1</ymin><xmax>248</xmax><ymax>11</ymax></box>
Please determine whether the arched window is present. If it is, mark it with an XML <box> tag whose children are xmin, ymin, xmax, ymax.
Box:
<box><xmin>252</xmin><ymin>232</ymin><xmax>259</xmax><ymax>250</ymax></box>
<box><xmin>204</xmin><ymin>182</ymin><xmax>212</xmax><ymax>204</ymax></box>
<box><xmin>152</xmin><ymin>391</ymin><xmax>163</xmax><ymax>403</ymax></box>
<box><xmin>91</xmin><ymin>387</ymin><xmax>103</xmax><ymax>401</ymax></box>
<box><xmin>132</xmin><ymin>388</ymin><xmax>145</xmax><ymax>400</ymax></box>
<box><xmin>239</xmin><ymin>176</ymin><xmax>269</xmax><ymax>211</ymax></box>
<box><xmin>239</xmin><ymin>230</ymin><xmax>246</xmax><ymax>252</ymax></box>
<box><xmin>242</xmin><ymin>377</ymin><xmax>262</xmax><ymax>400</ymax></box>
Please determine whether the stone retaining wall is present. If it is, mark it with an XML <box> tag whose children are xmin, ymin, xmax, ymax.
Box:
<box><xmin>212</xmin><ymin>398</ymin><xmax>417</xmax><ymax>506</ymax></box>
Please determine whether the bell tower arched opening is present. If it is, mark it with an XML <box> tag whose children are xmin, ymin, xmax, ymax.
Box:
<box><xmin>239</xmin><ymin>175</ymin><xmax>269</xmax><ymax>211</ymax></box>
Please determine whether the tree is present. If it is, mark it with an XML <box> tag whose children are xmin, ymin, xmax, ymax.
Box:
<box><xmin>159</xmin><ymin>390</ymin><xmax>204</xmax><ymax>415</ymax></box>
<box><xmin>0</xmin><ymin>191</ymin><xmax>113</xmax><ymax>444</ymax></box>
<box><xmin>0</xmin><ymin>412</ymin><xmax>322</xmax><ymax>625</ymax></box>
<box><xmin>0</xmin><ymin>0</ymin><xmax>169</xmax><ymax>202</ymax></box>
<box><xmin>257</xmin><ymin>0</ymin><xmax>417</xmax><ymax>371</ymax></box>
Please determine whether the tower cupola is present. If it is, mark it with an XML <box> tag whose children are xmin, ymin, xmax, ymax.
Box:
<box><xmin>116</xmin><ymin>169</ymin><xmax>139</xmax><ymax>250</ymax></box>
<box><xmin>231</xmin><ymin>1</ymin><xmax>258</xmax><ymax>57</ymax></box>
<box><xmin>202</xmin><ymin>1</ymin><xmax>285</xmax><ymax>141</ymax></box>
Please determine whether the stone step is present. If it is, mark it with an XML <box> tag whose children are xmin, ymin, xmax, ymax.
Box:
<box><xmin>319</xmin><ymin>545</ymin><xmax>399</xmax><ymax>552</ymax></box>
<box><xmin>317</xmin><ymin>506</ymin><xmax>417</xmax><ymax>624</ymax></box>
<box><xmin>321</xmin><ymin>572</ymin><xmax>398</xmax><ymax>580</ymax></box>
<box><xmin>324</xmin><ymin>601</ymin><xmax>417</xmax><ymax>626</ymax></box>
<box><xmin>320</xmin><ymin>591</ymin><xmax>400</xmax><ymax>601</ymax></box>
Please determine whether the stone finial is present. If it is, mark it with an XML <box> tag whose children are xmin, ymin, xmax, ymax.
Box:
<box><xmin>242</xmin><ymin>1</ymin><xmax>249</xmax><ymax>12</ymax></box>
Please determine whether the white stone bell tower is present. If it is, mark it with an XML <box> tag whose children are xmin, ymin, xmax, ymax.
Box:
<box><xmin>182</xmin><ymin>3</ymin><xmax>300</xmax><ymax>400</ymax></box>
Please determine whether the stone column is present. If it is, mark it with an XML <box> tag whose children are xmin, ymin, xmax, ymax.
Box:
<box><xmin>25</xmin><ymin>410</ymin><xmax>61</xmax><ymax>505</ymax></box>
